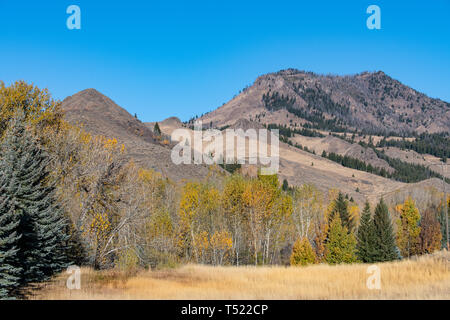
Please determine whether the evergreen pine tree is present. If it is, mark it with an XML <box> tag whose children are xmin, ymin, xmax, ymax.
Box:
<box><xmin>0</xmin><ymin>190</ymin><xmax>22</xmax><ymax>299</ymax></box>
<box><xmin>282</xmin><ymin>179</ymin><xmax>289</xmax><ymax>191</ymax></box>
<box><xmin>437</xmin><ymin>200</ymin><xmax>449</xmax><ymax>249</ymax></box>
<box><xmin>154</xmin><ymin>122</ymin><xmax>161</xmax><ymax>136</ymax></box>
<box><xmin>329</xmin><ymin>192</ymin><xmax>355</xmax><ymax>232</ymax></box>
<box><xmin>356</xmin><ymin>201</ymin><xmax>376</xmax><ymax>262</ymax></box>
<box><xmin>372</xmin><ymin>198</ymin><xmax>400</xmax><ymax>262</ymax></box>
<box><xmin>0</xmin><ymin>113</ymin><xmax>69</xmax><ymax>290</ymax></box>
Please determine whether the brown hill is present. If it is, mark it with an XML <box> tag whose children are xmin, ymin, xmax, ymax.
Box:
<box><xmin>61</xmin><ymin>89</ymin><xmax>215</xmax><ymax>182</ymax></box>
<box><xmin>200</xmin><ymin>69</ymin><xmax>450</xmax><ymax>135</ymax></box>
<box><xmin>61</xmin><ymin>88</ymin><xmax>448</xmax><ymax>208</ymax></box>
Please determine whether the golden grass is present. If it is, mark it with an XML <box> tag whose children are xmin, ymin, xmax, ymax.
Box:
<box><xmin>29</xmin><ymin>251</ymin><xmax>449</xmax><ymax>300</ymax></box>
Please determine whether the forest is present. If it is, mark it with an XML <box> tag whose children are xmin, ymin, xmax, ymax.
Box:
<box><xmin>0</xmin><ymin>82</ymin><xmax>449</xmax><ymax>299</ymax></box>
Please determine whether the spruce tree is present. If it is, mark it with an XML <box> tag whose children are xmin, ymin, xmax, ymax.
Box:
<box><xmin>329</xmin><ymin>192</ymin><xmax>354</xmax><ymax>232</ymax></box>
<box><xmin>0</xmin><ymin>192</ymin><xmax>22</xmax><ymax>299</ymax></box>
<box><xmin>371</xmin><ymin>198</ymin><xmax>400</xmax><ymax>262</ymax></box>
<box><xmin>437</xmin><ymin>201</ymin><xmax>449</xmax><ymax>249</ymax></box>
<box><xmin>356</xmin><ymin>201</ymin><xmax>375</xmax><ymax>262</ymax></box>
<box><xmin>0</xmin><ymin>113</ymin><xmax>68</xmax><ymax>293</ymax></box>
<box><xmin>154</xmin><ymin>122</ymin><xmax>161</xmax><ymax>135</ymax></box>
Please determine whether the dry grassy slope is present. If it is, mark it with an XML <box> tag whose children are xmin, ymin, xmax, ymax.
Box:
<box><xmin>61</xmin><ymin>89</ymin><xmax>215</xmax><ymax>182</ymax></box>
<box><xmin>200</xmin><ymin>69</ymin><xmax>450</xmax><ymax>134</ymax></box>
<box><xmin>380</xmin><ymin>146</ymin><xmax>450</xmax><ymax>179</ymax></box>
<box><xmin>276</xmin><ymin>142</ymin><xmax>403</xmax><ymax>204</ymax></box>
<box><xmin>151</xmin><ymin>116</ymin><xmax>449</xmax><ymax>205</ymax></box>
<box><xmin>292</xmin><ymin>135</ymin><xmax>393</xmax><ymax>172</ymax></box>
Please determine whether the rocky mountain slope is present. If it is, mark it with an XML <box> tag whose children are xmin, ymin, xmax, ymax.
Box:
<box><xmin>199</xmin><ymin>69</ymin><xmax>450</xmax><ymax>135</ymax></box>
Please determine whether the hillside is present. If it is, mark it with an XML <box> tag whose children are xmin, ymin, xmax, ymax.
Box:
<box><xmin>199</xmin><ymin>69</ymin><xmax>450</xmax><ymax>135</ymax></box>
<box><xmin>61</xmin><ymin>89</ymin><xmax>215</xmax><ymax>182</ymax></box>
<box><xmin>61</xmin><ymin>85</ymin><xmax>449</xmax><ymax>206</ymax></box>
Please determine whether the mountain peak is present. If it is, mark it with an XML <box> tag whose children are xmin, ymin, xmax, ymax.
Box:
<box><xmin>61</xmin><ymin>88</ymin><xmax>158</xmax><ymax>145</ymax></box>
<box><xmin>201</xmin><ymin>69</ymin><xmax>450</xmax><ymax>135</ymax></box>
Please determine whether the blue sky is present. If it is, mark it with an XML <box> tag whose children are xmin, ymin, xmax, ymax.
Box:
<box><xmin>1</xmin><ymin>1</ymin><xmax>449</xmax><ymax>122</ymax></box>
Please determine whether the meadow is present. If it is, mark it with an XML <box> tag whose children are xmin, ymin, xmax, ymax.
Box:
<box><xmin>29</xmin><ymin>251</ymin><xmax>449</xmax><ymax>300</ymax></box>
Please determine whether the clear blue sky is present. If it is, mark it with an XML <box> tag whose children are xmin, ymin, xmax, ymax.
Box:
<box><xmin>1</xmin><ymin>1</ymin><xmax>449</xmax><ymax>122</ymax></box>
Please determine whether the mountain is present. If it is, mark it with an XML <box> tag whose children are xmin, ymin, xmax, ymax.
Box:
<box><xmin>61</xmin><ymin>89</ymin><xmax>215</xmax><ymax>182</ymax></box>
<box><xmin>60</xmin><ymin>79</ymin><xmax>449</xmax><ymax>207</ymax></box>
<box><xmin>199</xmin><ymin>69</ymin><xmax>450</xmax><ymax>135</ymax></box>
<box><xmin>62</xmin><ymin>89</ymin><xmax>157</xmax><ymax>143</ymax></box>
<box><xmin>191</xmin><ymin>69</ymin><xmax>450</xmax><ymax>204</ymax></box>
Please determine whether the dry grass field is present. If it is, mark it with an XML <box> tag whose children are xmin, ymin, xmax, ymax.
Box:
<box><xmin>29</xmin><ymin>251</ymin><xmax>449</xmax><ymax>300</ymax></box>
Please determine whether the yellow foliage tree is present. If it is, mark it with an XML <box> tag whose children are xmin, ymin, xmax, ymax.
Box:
<box><xmin>290</xmin><ymin>237</ymin><xmax>317</xmax><ymax>266</ymax></box>
<box><xmin>210</xmin><ymin>230</ymin><xmax>233</xmax><ymax>265</ymax></box>
<box><xmin>0</xmin><ymin>81</ymin><xmax>62</xmax><ymax>138</ymax></box>
<box><xmin>396</xmin><ymin>197</ymin><xmax>421</xmax><ymax>258</ymax></box>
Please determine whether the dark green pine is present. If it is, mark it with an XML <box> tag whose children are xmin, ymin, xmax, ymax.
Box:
<box><xmin>0</xmin><ymin>113</ymin><xmax>69</xmax><ymax>287</ymax></box>
<box><xmin>437</xmin><ymin>203</ymin><xmax>448</xmax><ymax>249</ymax></box>
<box><xmin>356</xmin><ymin>201</ymin><xmax>376</xmax><ymax>263</ymax></box>
<box><xmin>329</xmin><ymin>191</ymin><xmax>355</xmax><ymax>233</ymax></box>
<box><xmin>371</xmin><ymin>198</ymin><xmax>401</xmax><ymax>262</ymax></box>
<box><xmin>0</xmin><ymin>194</ymin><xmax>22</xmax><ymax>299</ymax></box>
<box><xmin>0</xmin><ymin>125</ymin><xmax>24</xmax><ymax>299</ymax></box>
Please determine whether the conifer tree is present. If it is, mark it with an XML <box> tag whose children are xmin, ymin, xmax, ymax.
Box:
<box><xmin>0</xmin><ymin>113</ymin><xmax>68</xmax><ymax>293</ymax></box>
<box><xmin>325</xmin><ymin>215</ymin><xmax>358</xmax><ymax>264</ymax></box>
<box><xmin>356</xmin><ymin>201</ymin><xmax>375</xmax><ymax>262</ymax></box>
<box><xmin>154</xmin><ymin>122</ymin><xmax>161</xmax><ymax>136</ymax></box>
<box><xmin>371</xmin><ymin>198</ymin><xmax>400</xmax><ymax>262</ymax></box>
<box><xmin>329</xmin><ymin>192</ymin><xmax>354</xmax><ymax>232</ymax></box>
<box><xmin>282</xmin><ymin>179</ymin><xmax>289</xmax><ymax>191</ymax></box>
<box><xmin>437</xmin><ymin>199</ymin><xmax>449</xmax><ymax>249</ymax></box>
<box><xmin>0</xmin><ymin>190</ymin><xmax>22</xmax><ymax>299</ymax></box>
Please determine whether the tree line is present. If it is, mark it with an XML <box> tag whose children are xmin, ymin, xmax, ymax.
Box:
<box><xmin>377</xmin><ymin>133</ymin><xmax>450</xmax><ymax>162</ymax></box>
